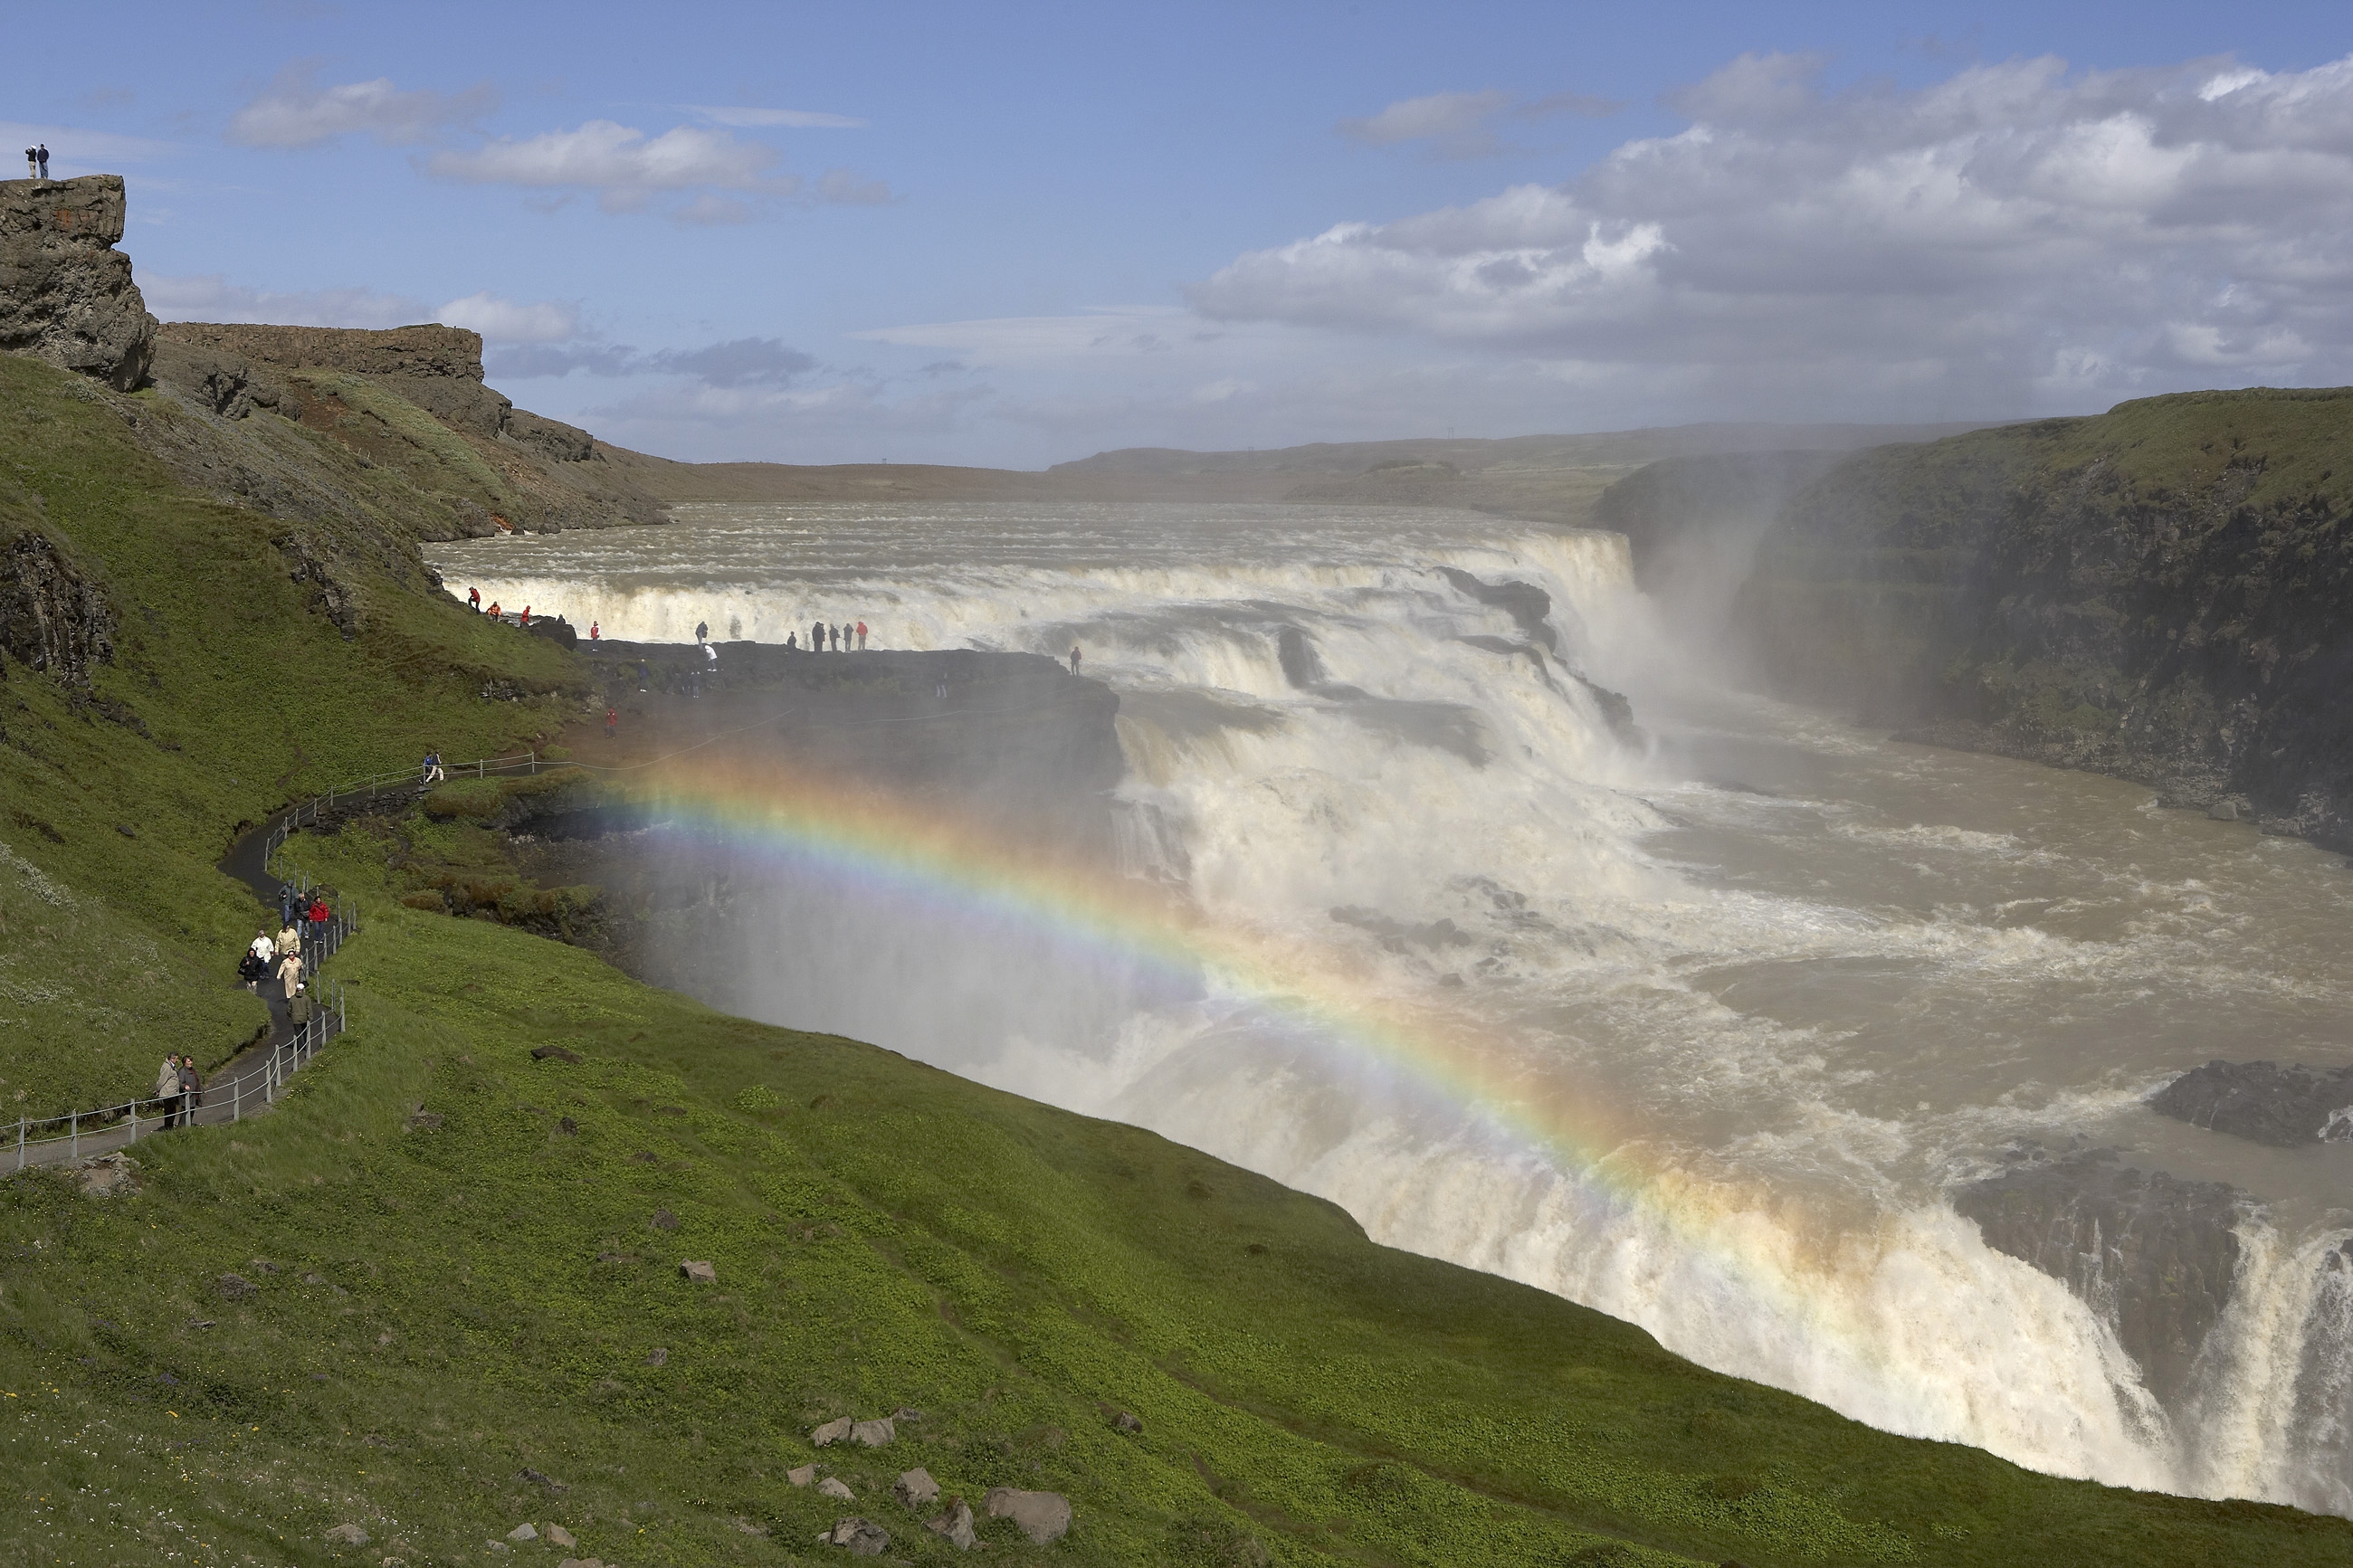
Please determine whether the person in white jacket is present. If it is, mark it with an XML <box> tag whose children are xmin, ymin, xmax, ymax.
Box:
<box><xmin>157</xmin><ymin>1056</ymin><xmax>184</xmax><ymax>1128</ymax></box>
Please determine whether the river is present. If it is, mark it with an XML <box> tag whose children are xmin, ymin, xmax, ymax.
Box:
<box><xmin>427</xmin><ymin>499</ymin><xmax>2353</xmax><ymax>1516</ymax></box>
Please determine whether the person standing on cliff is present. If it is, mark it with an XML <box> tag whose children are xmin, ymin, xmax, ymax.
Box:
<box><xmin>696</xmin><ymin>620</ymin><xmax>709</xmax><ymax>645</ymax></box>
<box><xmin>589</xmin><ymin>620</ymin><xmax>600</xmax><ymax>641</ymax></box>
<box><xmin>35</xmin><ymin>145</ymin><xmax>49</xmax><ymax>178</ymax></box>
<box><xmin>22</xmin><ymin>147</ymin><xmax>34</xmax><ymax>178</ymax></box>
<box><xmin>856</xmin><ymin>620</ymin><xmax>869</xmax><ymax>650</ymax></box>
<box><xmin>469</xmin><ymin>586</ymin><xmax>481</xmax><ymax>612</ymax></box>
<box><xmin>1070</xmin><ymin>645</ymin><xmax>1081</xmax><ymax>676</ymax></box>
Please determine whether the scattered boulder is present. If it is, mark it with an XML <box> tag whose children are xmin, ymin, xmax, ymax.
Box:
<box><xmin>818</xmin><ymin>1477</ymin><xmax>856</xmax><ymax>1502</ymax></box>
<box><xmin>405</xmin><ymin>1107</ymin><xmax>442</xmax><ymax>1132</ymax></box>
<box><xmin>650</xmin><ymin>1207</ymin><xmax>679</xmax><ymax>1231</ymax></box>
<box><xmin>557</xmin><ymin>1560</ymin><xmax>606</xmax><ymax>1568</ymax></box>
<box><xmin>811</xmin><ymin>1416</ymin><xmax>855</xmax><ymax>1446</ymax></box>
<box><xmin>506</xmin><ymin>1524</ymin><xmax>538</xmax><ymax>1542</ymax></box>
<box><xmin>680</xmin><ymin>1259</ymin><xmax>716</xmax><ymax>1283</ymax></box>
<box><xmin>928</xmin><ymin>1497</ymin><xmax>978</xmax><ymax>1551</ymax></box>
<box><xmin>73</xmin><ymin>1153</ymin><xmax>138</xmax><ymax>1199</ymax></box>
<box><xmin>1114</xmin><ymin>1410</ymin><xmax>1144</xmax><ymax>1433</ymax></box>
<box><xmin>544</xmin><ymin>1524</ymin><xmax>576</xmax><ymax>1548</ymax></box>
<box><xmin>894</xmin><ymin>1468</ymin><xmax>939</xmax><ymax>1509</ymax></box>
<box><xmin>851</xmin><ymin>1416</ymin><xmax>895</xmax><ymax>1447</ymax></box>
<box><xmin>216</xmin><ymin>1273</ymin><xmax>256</xmax><ymax>1301</ymax></box>
<box><xmin>531</xmin><ymin>1044</ymin><xmax>584</xmax><ymax>1064</ymax></box>
<box><xmin>788</xmin><ymin>1464</ymin><xmax>818</xmax><ymax>1487</ymax></box>
<box><xmin>985</xmin><ymin>1487</ymin><xmax>1072</xmax><ymax>1545</ymax></box>
<box><xmin>644</xmin><ymin>1347</ymin><xmax>668</xmax><ymax>1366</ymax></box>
<box><xmin>518</xmin><ymin>1467</ymin><xmax>567</xmax><ymax>1493</ymax></box>
<box><xmin>2149</xmin><ymin>1060</ymin><xmax>2353</xmax><ymax>1146</ymax></box>
<box><xmin>891</xmin><ymin>1406</ymin><xmax>925</xmax><ymax>1422</ymax></box>
<box><xmin>322</xmin><ymin>1522</ymin><xmax>368</xmax><ymax>1546</ymax></box>
<box><xmin>823</xmin><ymin>1516</ymin><xmax>889</xmax><ymax>1555</ymax></box>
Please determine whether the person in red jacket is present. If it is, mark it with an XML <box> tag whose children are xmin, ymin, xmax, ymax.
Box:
<box><xmin>307</xmin><ymin>895</ymin><xmax>330</xmax><ymax>945</ymax></box>
<box><xmin>468</xmin><ymin>586</ymin><xmax>481</xmax><ymax>612</ymax></box>
<box><xmin>856</xmin><ymin>620</ymin><xmax>869</xmax><ymax>650</ymax></box>
<box><xmin>590</xmin><ymin>621</ymin><xmax>600</xmax><ymax>641</ymax></box>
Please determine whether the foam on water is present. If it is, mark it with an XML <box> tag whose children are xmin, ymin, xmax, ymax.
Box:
<box><xmin>429</xmin><ymin>500</ymin><xmax>2353</xmax><ymax>1514</ymax></box>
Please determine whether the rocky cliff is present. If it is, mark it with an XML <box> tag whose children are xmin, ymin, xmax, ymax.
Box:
<box><xmin>0</xmin><ymin>175</ymin><xmax>156</xmax><ymax>391</ymax></box>
<box><xmin>1605</xmin><ymin>389</ymin><xmax>2353</xmax><ymax>851</ymax></box>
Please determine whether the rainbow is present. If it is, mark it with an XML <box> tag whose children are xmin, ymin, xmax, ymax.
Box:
<box><xmin>615</xmin><ymin>757</ymin><xmax>1816</xmax><ymax>1273</ymax></box>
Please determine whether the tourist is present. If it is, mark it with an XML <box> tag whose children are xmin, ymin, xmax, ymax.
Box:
<box><xmin>811</xmin><ymin>619</ymin><xmax>825</xmax><ymax>651</ymax></box>
<box><xmin>1070</xmin><ymin>645</ymin><xmax>1081</xmax><ymax>675</ymax></box>
<box><xmin>307</xmin><ymin>893</ymin><xmax>330</xmax><ymax>946</ymax></box>
<box><xmin>696</xmin><ymin>620</ymin><xmax>709</xmax><ymax>645</ymax></box>
<box><xmin>786</xmin><ymin>631</ymin><xmax>797</xmax><ymax>651</ymax></box>
<box><xmin>590</xmin><ymin>620</ymin><xmax>600</xmax><ymax>641</ymax></box>
<box><xmin>277</xmin><ymin>945</ymin><xmax>304</xmax><ymax>1003</ymax></box>
<box><xmin>832</xmin><ymin>624</ymin><xmax>843</xmax><ymax>651</ymax></box>
<box><xmin>605</xmin><ymin>705</ymin><xmax>618</xmax><ymax>739</ymax></box>
<box><xmin>238</xmin><ymin>940</ymin><xmax>266</xmax><ymax>992</ymax></box>
<box><xmin>520</xmin><ymin>605</ymin><xmax>532</xmax><ymax>629</ymax></box>
<box><xmin>22</xmin><ymin>147</ymin><xmax>33</xmax><ymax>179</ymax></box>
<box><xmin>276</xmin><ymin>918</ymin><xmax>302</xmax><ymax>963</ymax></box>
<box><xmin>486</xmin><ymin>601</ymin><xmax>500</xmax><ymax>621</ymax></box>
<box><xmin>279</xmin><ymin>879</ymin><xmax>298</xmax><ymax>929</ymax></box>
<box><xmin>157</xmin><ymin>1055</ymin><xmax>183</xmax><ymax>1128</ymax></box>
<box><xmin>857</xmin><ymin>620</ymin><xmax>868</xmax><ymax>650</ymax></box>
<box><xmin>469</xmin><ymin>586</ymin><xmax>481</xmax><ymax>612</ymax></box>
<box><xmin>178</xmin><ymin>1056</ymin><xmax>202</xmax><ymax>1122</ymax></box>
<box><xmin>36</xmin><ymin>144</ymin><xmax>49</xmax><ymax>178</ymax></box>
<box><xmin>246</xmin><ymin>927</ymin><xmax>275</xmax><ymax>991</ymax></box>
<box><xmin>427</xmin><ymin>751</ymin><xmax>446</xmax><ymax>784</ymax></box>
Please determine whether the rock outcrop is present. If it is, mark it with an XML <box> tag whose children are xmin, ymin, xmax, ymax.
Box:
<box><xmin>0</xmin><ymin>175</ymin><xmax>156</xmax><ymax>390</ymax></box>
<box><xmin>0</xmin><ymin>530</ymin><xmax>114</xmax><ymax>682</ymax></box>
<box><xmin>1953</xmin><ymin>1146</ymin><xmax>2252</xmax><ymax>1404</ymax></box>
<box><xmin>2150</xmin><ymin>1060</ymin><xmax>2353</xmax><ymax>1146</ymax></box>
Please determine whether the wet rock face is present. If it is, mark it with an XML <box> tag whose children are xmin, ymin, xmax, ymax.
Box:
<box><xmin>0</xmin><ymin>175</ymin><xmax>157</xmax><ymax>390</ymax></box>
<box><xmin>0</xmin><ymin>531</ymin><xmax>114</xmax><ymax>682</ymax></box>
<box><xmin>1953</xmin><ymin>1146</ymin><xmax>2251</xmax><ymax>1405</ymax></box>
<box><xmin>2150</xmin><ymin>1060</ymin><xmax>2353</xmax><ymax>1146</ymax></box>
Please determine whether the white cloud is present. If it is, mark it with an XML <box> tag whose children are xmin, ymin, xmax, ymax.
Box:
<box><xmin>227</xmin><ymin>62</ymin><xmax>495</xmax><ymax>148</ymax></box>
<box><xmin>435</xmin><ymin>291</ymin><xmax>579</xmax><ymax>344</ymax></box>
<box><xmin>816</xmin><ymin>168</ymin><xmax>894</xmax><ymax>205</ymax></box>
<box><xmin>1338</xmin><ymin>88</ymin><xmax>1624</xmax><ymax>158</ymax></box>
<box><xmin>691</xmin><ymin>105</ymin><xmax>866</xmax><ymax>129</ymax></box>
<box><xmin>143</xmin><ymin>273</ymin><xmax>430</xmax><ymax>329</ymax></box>
<box><xmin>426</xmin><ymin>119</ymin><xmax>793</xmax><ymax>213</ymax></box>
<box><xmin>1199</xmin><ymin>52</ymin><xmax>2353</xmax><ymax>412</ymax></box>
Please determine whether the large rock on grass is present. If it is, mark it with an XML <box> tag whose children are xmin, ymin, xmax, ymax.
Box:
<box><xmin>823</xmin><ymin>1516</ymin><xmax>888</xmax><ymax>1554</ymax></box>
<box><xmin>0</xmin><ymin>175</ymin><xmax>155</xmax><ymax>390</ymax></box>
<box><xmin>984</xmin><ymin>1486</ymin><xmax>1072</xmax><ymax>1544</ymax></box>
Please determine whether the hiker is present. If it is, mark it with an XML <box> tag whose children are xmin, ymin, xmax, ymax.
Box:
<box><xmin>589</xmin><ymin>620</ymin><xmax>600</xmax><ymax>641</ymax></box>
<box><xmin>237</xmin><ymin>942</ymin><xmax>266</xmax><ymax>992</ymax></box>
<box><xmin>178</xmin><ymin>1056</ymin><xmax>202</xmax><ymax>1122</ymax></box>
<box><xmin>307</xmin><ymin>894</ymin><xmax>330</xmax><ymax>946</ymax></box>
<box><xmin>1070</xmin><ymin>645</ymin><xmax>1081</xmax><ymax>675</ymax></box>
<box><xmin>857</xmin><ymin>620</ymin><xmax>868</xmax><ymax>650</ymax></box>
<box><xmin>519</xmin><ymin>605</ymin><xmax>532</xmax><ymax>629</ymax></box>
<box><xmin>35</xmin><ymin>145</ymin><xmax>49</xmax><ymax>178</ymax></box>
<box><xmin>786</xmin><ymin>631</ymin><xmax>797</xmax><ymax>651</ymax></box>
<box><xmin>833</xmin><ymin>624</ymin><xmax>843</xmax><ymax>651</ymax></box>
<box><xmin>469</xmin><ymin>586</ymin><xmax>481</xmax><ymax>612</ymax></box>
<box><xmin>695</xmin><ymin>619</ymin><xmax>709</xmax><ymax>644</ymax></box>
<box><xmin>486</xmin><ymin>600</ymin><xmax>500</xmax><ymax>621</ymax></box>
<box><xmin>246</xmin><ymin>927</ymin><xmax>274</xmax><ymax>991</ymax></box>
<box><xmin>429</xmin><ymin>751</ymin><xmax>447</xmax><ymax>784</ymax></box>
<box><xmin>605</xmin><ymin>705</ymin><xmax>618</xmax><ymax>739</ymax></box>
<box><xmin>276</xmin><ymin>921</ymin><xmax>302</xmax><ymax>965</ymax></box>
<box><xmin>277</xmin><ymin>945</ymin><xmax>304</xmax><ymax>1003</ymax></box>
<box><xmin>810</xmin><ymin>619</ymin><xmax>824</xmax><ymax>651</ymax></box>
<box><xmin>22</xmin><ymin>147</ymin><xmax>33</xmax><ymax>178</ymax></box>
<box><xmin>279</xmin><ymin>880</ymin><xmax>298</xmax><ymax>929</ymax></box>
<box><xmin>157</xmin><ymin>1055</ymin><xmax>184</xmax><ymax>1128</ymax></box>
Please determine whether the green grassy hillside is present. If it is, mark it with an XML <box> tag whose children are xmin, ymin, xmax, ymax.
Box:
<box><xmin>5</xmin><ymin>352</ymin><xmax>2350</xmax><ymax>1564</ymax></box>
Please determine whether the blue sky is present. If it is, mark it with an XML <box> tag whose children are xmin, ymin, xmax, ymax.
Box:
<box><xmin>6</xmin><ymin>2</ymin><xmax>2352</xmax><ymax>465</ymax></box>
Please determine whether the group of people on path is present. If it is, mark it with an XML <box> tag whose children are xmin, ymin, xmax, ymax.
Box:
<box><xmin>21</xmin><ymin>144</ymin><xmax>49</xmax><ymax>178</ymax></box>
<box><xmin>791</xmin><ymin>619</ymin><xmax>868</xmax><ymax>651</ymax></box>
<box><xmin>154</xmin><ymin>1054</ymin><xmax>202</xmax><ymax>1129</ymax></box>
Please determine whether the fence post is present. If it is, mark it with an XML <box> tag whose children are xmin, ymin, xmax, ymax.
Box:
<box><xmin>232</xmin><ymin>1071</ymin><xmax>240</xmax><ymax>1124</ymax></box>
<box><xmin>15</xmin><ymin>1116</ymin><xmax>23</xmax><ymax>1171</ymax></box>
<box><xmin>128</xmin><ymin>1101</ymin><xmax>136</xmax><ymax>1145</ymax></box>
<box><xmin>69</xmin><ymin>1109</ymin><xmax>77</xmax><ymax>1161</ymax></box>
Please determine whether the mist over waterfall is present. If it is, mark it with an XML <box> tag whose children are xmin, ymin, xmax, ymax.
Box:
<box><xmin>430</xmin><ymin>499</ymin><xmax>2353</xmax><ymax>1517</ymax></box>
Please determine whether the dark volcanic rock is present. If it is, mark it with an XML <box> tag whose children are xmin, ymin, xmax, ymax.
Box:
<box><xmin>0</xmin><ymin>531</ymin><xmax>114</xmax><ymax>682</ymax></box>
<box><xmin>2150</xmin><ymin>1060</ymin><xmax>2353</xmax><ymax>1146</ymax></box>
<box><xmin>1953</xmin><ymin>1147</ymin><xmax>2253</xmax><ymax>1404</ymax></box>
<box><xmin>0</xmin><ymin>175</ymin><xmax>156</xmax><ymax>390</ymax></box>
<box><xmin>1438</xmin><ymin>565</ymin><xmax>1561</xmax><ymax>654</ymax></box>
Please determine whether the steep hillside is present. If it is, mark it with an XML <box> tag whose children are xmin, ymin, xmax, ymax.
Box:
<box><xmin>4</xmin><ymin>304</ymin><xmax>2349</xmax><ymax>1559</ymax></box>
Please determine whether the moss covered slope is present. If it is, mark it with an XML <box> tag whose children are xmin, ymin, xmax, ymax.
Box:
<box><xmin>2</xmin><ymin>353</ymin><xmax>2348</xmax><ymax>1563</ymax></box>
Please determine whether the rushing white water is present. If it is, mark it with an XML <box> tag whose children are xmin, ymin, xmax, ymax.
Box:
<box><xmin>429</xmin><ymin>500</ymin><xmax>2353</xmax><ymax>1516</ymax></box>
